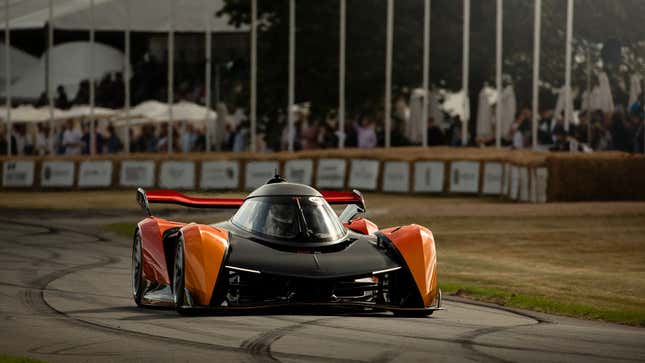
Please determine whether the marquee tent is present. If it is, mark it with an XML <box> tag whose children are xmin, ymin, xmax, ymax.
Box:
<box><xmin>0</xmin><ymin>0</ymin><xmax>245</xmax><ymax>32</ymax></box>
<box><xmin>1</xmin><ymin>41</ymin><xmax>130</xmax><ymax>100</ymax></box>
<box><xmin>0</xmin><ymin>43</ymin><xmax>39</xmax><ymax>85</ymax></box>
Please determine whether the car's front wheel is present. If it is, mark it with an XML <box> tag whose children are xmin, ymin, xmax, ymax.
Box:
<box><xmin>132</xmin><ymin>229</ymin><xmax>145</xmax><ymax>306</ymax></box>
<box><xmin>173</xmin><ymin>237</ymin><xmax>191</xmax><ymax>314</ymax></box>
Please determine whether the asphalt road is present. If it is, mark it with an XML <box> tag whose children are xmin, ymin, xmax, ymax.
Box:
<box><xmin>0</xmin><ymin>212</ymin><xmax>644</xmax><ymax>363</ymax></box>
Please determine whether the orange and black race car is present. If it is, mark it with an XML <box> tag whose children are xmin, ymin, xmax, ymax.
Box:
<box><xmin>132</xmin><ymin>175</ymin><xmax>441</xmax><ymax>316</ymax></box>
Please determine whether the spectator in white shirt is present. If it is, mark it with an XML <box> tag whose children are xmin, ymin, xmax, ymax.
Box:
<box><xmin>62</xmin><ymin>120</ymin><xmax>82</xmax><ymax>155</ymax></box>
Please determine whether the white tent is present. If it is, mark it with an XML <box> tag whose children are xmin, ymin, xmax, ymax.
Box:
<box><xmin>0</xmin><ymin>43</ymin><xmax>39</xmax><ymax>85</ymax></box>
<box><xmin>58</xmin><ymin>105</ymin><xmax>117</xmax><ymax>120</ymax></box>
<box><xmin>0</xmin><ymin>105</ymin><xmax>63</xmax><ymax>123</ymax></box>
<box><xmin>1</xmin><ymin>41</ymin><xmax>129</xmax><ymax>100</ymax></box>
<box><xmin>0</xmin><ymin>0</ymin><xmax>246</xmax><ymax>32</ymax></box>
<box><xmin>148</xmin><ymin>101</ymin><xmax>217</xmax><ymax>123</ymax></box>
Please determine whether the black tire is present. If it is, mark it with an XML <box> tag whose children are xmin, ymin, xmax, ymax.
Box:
<box><xmin>173</xmin><ymin>237</ymin><xmax>191</xmax><ymax>314</ymax></box>
<box><xmin>132</xmin><ymin>229</ymin><xmax>145</xmax><ymax>307</ymax></box>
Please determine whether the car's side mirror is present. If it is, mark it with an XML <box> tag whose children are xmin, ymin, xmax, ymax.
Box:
<box><xmin>136</xmin><ymin>188</ymin><xmax>151</xmax><ymax>217</ymax></box>
<box><xmin>339</xmin><ymin>204</ymin><xmax>365</xmax><ymax>223</ymax></box>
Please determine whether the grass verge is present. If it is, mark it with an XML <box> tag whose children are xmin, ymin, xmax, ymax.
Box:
<box><xmin>0</xmin><ymin>355</ymin><xmax>45</xmax><ymax>363</ymax></box>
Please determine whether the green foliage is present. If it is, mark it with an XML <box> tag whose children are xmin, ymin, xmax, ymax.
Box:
<box><xmin>217</xmin><ymin>0</ymin><xmax>645</xmax><ymax>116</ymax></box>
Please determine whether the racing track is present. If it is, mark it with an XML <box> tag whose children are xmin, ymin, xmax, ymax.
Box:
<box><xmin>0</xmin><ymin>212</ymin><xmax>644</xmax><ymax>362</ymax></box>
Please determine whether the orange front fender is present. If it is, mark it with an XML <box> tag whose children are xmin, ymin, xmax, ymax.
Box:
<box><xmin>180</xmin><ymin>224</ymin><xmax>229</xmax><ymax>306</ymax></box>
<box><xmin>381</xmin><ymin>225</ymin><xmax>438</xmax><ymax>307</ymax></box>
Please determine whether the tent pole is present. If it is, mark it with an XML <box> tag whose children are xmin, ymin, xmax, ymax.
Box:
<box><xmin>205</xmin><ymin>4</ymin><xmax>212</xmax><ymax>152</ymax></box>
<box><xmin>338</xmin><ymin>0</ymin><xmax>346</xmax><ymax>149</ymax></box>
<box><xmin>461</xmin><ymin>0</ymin><xmax>470</xmax><ymax>146</ymax></box>
<box><xmin>421</xmin><ymin>0</ymin><xmax>430</xmax><ymax>148</ymax></box>
<box><xmin>167</xmin><ymin>0</ymin><xmax>174</xmax><ymax>153</ymax></box>
<box><xmin>531</xmin><ymin>0</ymin><xmax>541</xmax><ymax>150</ymax></box>
<box><xmin>124</xmin><ymin>0</ymin><xmax>130</xmax><ymax>154</ymax></box>
<box><xmin>89</xmin><ymin>0</ymin><xmax>96</xmax><ymax>155</ymax></box>
<box><xmin>4</xmin><ymin>0</ymin><xmax>11</xmax><ymax>156</ymax></box>
<box><xmin>48</xmin><ymin>0</ymin><xmax>54</xmax><ymax>154</ymax></box>
<box><xmin>250</xmin><ymin>0</ymin><xmax>257</xmax><ymax>152</ymax></box>
<box><xmin>287</xmin><ymin>0</ymin><xmax>295</xmax><ymax>152</ymax></box>
<box><xmin>564</xmin><ymin>0</ymin><xmax>573</xmax><ymax>132</ymax></box>
<box><xmin>384</xmin><ymin>0</ymin><xmax>393</xmax><ymax>148</ymax></box>
<box><xmin>495</xmin><ymin>0</ymin><xmax>502</xmax><ymax>149</ymax></box>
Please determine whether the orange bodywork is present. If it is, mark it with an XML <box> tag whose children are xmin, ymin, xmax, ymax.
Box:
<box><xmin>138</xmin><ymin>217</ymin><xmax>186</xmax><ymax>285</ymax></box>
<box><xmin>344</xmin><ymin>217</ymin><xmax>379</xmax><ymax>235</ymax></box>
<box><xmin>180</xmin><ymin>224</ymin><xmax>229</xmax><ymax>306</ymax></box>
<box><xmin>381</xmin><ymin>225</ymin><xmax>438</xmax><ymax>307</ymax></box>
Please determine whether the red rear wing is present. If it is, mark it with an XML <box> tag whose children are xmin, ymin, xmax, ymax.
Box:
<box><xmin>140</xmin><ymin>189</ymin><xmax>364</xmax><ymax>210</ymax></box>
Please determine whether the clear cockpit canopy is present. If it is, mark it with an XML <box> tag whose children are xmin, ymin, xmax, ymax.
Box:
<box><xmin>231</xmin><ymin>196</ymin><xmax>346</xmax><ymax>243</ymax></box>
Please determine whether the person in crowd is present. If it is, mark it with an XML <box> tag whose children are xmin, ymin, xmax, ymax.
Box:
<box><xmin>427</xmin><ymin>117</ymin><xmax>445</xmax><ymax>146</ymax></box>
<box><xmin>35</xmin><ymin>123</ymin><xmax>50</xmax><ymax>156</ymax></box>
<box><xmin>73</xmin><ymin>80</ymin><xmax>90</xmax><ymax>105</ymax></box>
<box><xmin>113</xmin><ymin>73</ymin><xmax>126</xmax><ymax>108</ymax></box>
<box><xmin>104</xmin><ymin>124</ymin><xmax>123</xmax><ymax>154</ymax></box>
<box><xmin>55</xmin><ymin>86</ymin><xmax>70</xmax><ymax>110</ymax></box>
<box><xmin>193</xmin><ymin>128</ymin><xmax>206</xmax><ymax>152</ymax></box>
<box><xmin>11</xmin><ymin>124</ymin><xmax>32</xmax><ymax>155</ymax></box>
<box><xmin>222</xmin><ymin>122</ymin><xmax>236</xmax><ymax>151</ymax></box>
<box><xmin>354</xmin><ymin>115</ymin><xmax>377</xmax><ymax>148</ymax></box>
<box><xmin>301</xmin><ymin>117</ymin><xmax>319</xmax><ymax>150</ymax></box>
<box><xmin>81</xmin><ymin>122</ymin><xmax>104</xmax><ymax>154</ymax></box>
<box><xmin>448</xmin><ymin>116</ymin><xmax>463</xmax><ymax>146</ymax></box>
<box><xmin>233</xmin><ymin>121</ymin><xmax>249</xmax><ymax>152</ymax></box>
<box><xmin>610</xmin><ymin>110</ymin><xmax>629</xmax><ymax>152</ymax></box>
<box><xmin>62</xmin><ymin>120</ymin><xmax>83</xmax><ymax>155</ymax></box>
<box><xmin>155</xmin><ymin>124</ymin><xmax>169</xmax><ymax>152</ymax></box>
<box><xmin>180</xmin><ymin>123</ymin><xmax>197</xmax><ymax>153</ymax></box>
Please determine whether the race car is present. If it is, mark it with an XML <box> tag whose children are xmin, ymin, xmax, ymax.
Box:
<box><xmin>132</xmin><ymin>174</ymin><xmax>441</xmax><ymax>316</ymax></box>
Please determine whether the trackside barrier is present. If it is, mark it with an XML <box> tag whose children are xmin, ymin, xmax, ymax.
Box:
<box><xmin>3</xmin><ymin>148</ymin><xmax>644</xmax><ymax>202</ymax></box>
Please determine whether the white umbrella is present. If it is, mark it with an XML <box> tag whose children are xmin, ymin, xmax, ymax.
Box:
<box><xmin>407</xmin><ymin>88</ymin><xmax>425</xmax><ymax>144</ymax></box>
<box><xmin>476</xmin><ymin>85</ymin><xmax>497</xmax><ymax>139</ymax></box>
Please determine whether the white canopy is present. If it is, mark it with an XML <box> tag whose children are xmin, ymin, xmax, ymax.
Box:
<box><xmin>0</xmin><ymin>43</ymin><xmax>39</xmax><ymax>85</ymax></box>
<box><xmin>58</xmin><ymin>105</ymin><xmax>117</xmax><ymax>119</ymax></box>
<box><xmin>0</xmin><ymin>105</ymin><xmax>63</xmax><ymax>123</ymax></box>
<box><xmin>0</xmin><ymin>0</ymin><xmax>246</xmax><ymax>32</ymax></box>
<box><xmin>115</xmin><ymin>100</ymin><xmax>216</xmax><ymax>125</ymax></box>
<box><xmin>1</xmin><ymin>41</ymin><xmax>129</xmax><ymax>99</ymax></box>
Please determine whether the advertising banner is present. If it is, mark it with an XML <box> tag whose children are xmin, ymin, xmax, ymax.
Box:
<box><xmin>348</xmin><ymin>159</ymin><xmax>380</xmax><ymax>190</ymax></box>
<box><xmin>245</xmin><ymin>161</ymin><xmax>279</xmax><ymax>190</ymax></box>
<box><xmin>78</xmin><ymin>160</ymin><xmax>113</xmax><ymax>188</ymax></box>
<box><xmin>200</xmin><ymin>161</ymin><xmax>239</xmax><ymax>190</ymax></box>
<box><xmin>2</xmin><ymin>161</ymin><xmax>35</xmax><ymax>187</ymax></box>
<box><xmin>413</xmin><ymin>161</ymin><xmax>444</xmax><ymax>193</ymax></box>
<box><xmin>159</xmin><ymin>161</ymin><xmax>195</xmax><ymax>189</ymax></box>
<box><xmin>41</xmin><ymin>161</ymin><xmax>75</xmax><ymax>187</ymax></box>
<box><xmin>449</xmin><ymin>161</ymin><xmax>480</xmax><ymax>193</ymax></box>
<box><xmin>284</xmin><ymin>159</ymin><xmax>313</xmax><ymax>185</ymax></box>
<box><xmin>120</xmin><ymin>160</ymin><xmax>155</xmax><ymax>187</ymax></box>
<box><xmin>316</xmin><ymin>159</ymin><xmax>346</xmax><ymax>189</ymax></box>
<box><xmin>382</xmin><ymin>161</ymin><xmax>410</xmax><ymax>192</ymax></box>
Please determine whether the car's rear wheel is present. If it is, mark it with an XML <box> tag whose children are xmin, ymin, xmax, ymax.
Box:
<box><xmin>173</xmin><ymin>237</ymin><xmax>191</xmax><ymax>314</ymax></box>
<box><xmin>132</xmin><ymin>229</ymin><xmax>145</xmax><ymax>306</ymax></box>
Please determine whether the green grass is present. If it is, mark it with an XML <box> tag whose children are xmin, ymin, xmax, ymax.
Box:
<box><xmin>0</xmin><ymin>355</ymin><xmax>45</xmax><ymax>363</ymax></box>
<box><xmin>439</xmin><ymin>282</ymin><xmax>645</xmax><ymax>326</ymax></box>
<box><xmin>105</xmin><ymin>222</ymin><xmax>137</xmax><ymax>238</ymax></box>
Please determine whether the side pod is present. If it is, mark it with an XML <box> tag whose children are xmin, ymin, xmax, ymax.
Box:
<box><xmin>180</xmin><ymin>224</ymin><xmax>230</xmax><ymax>306</ymax></box>
<box><xmin>380</xmin><ymin>225</ymin><xmax>438</xmax><ymax>307</ymax></box>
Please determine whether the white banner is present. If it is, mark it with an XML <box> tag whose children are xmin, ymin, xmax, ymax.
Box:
<box><xmin>285</xmin><ymin>159</ymin><xmax>313</xmax><ymax>185</ymax></box>
<box><xmin>200</xmin><ymin>161</ymin><xmax>239</xmax><ymax>190</ymax></box>
<box><xmin>245</xmin><ymin>161</ymin><xmax>279</xmax><ymax>190</ymax></box>
<box><xmin>509</xmin><ymin>165</ymin><xmax>520</xmax><ymax>200</ymax></box>
<box><xmin>382</xmin><ymin>161</ymin><xmax>410</xmax><ymax>192</ymax></box>
<box><xmin>519</xmin><ymin>166</ymin><xmax>530</xmax><ymax>202</ymax></box>
<box><xmin>2</xmin><ymin>161</ymin><xmax>35</xmax><ymax>187</ymax></box>
<box><xmin>449</xmin><ymin>161</ymin><xmax>480</xmax><ymax>193</ymax></box>
<box><xmin>349</xmin><ymin>159</ymin><xmax>380</xmax><ymax>191</ymax></box>
<box><xmin>413</xmin><ymin>161</ymin><xmax>444</xmax><ymax>193</ymax></box>
<box><xmin>316</xmin><ymin>159</ymin><xmax>346</xmax><ymax>189</ymax></box>
<box><xmin>534</xmin><ymin>167</ymin><xmax>548</xmax><ymax>203</ymax></box>
<box><xmin>120</xmin><ymin>160</ymin><xmax>156</xmax><ymax>187</ymax></box>
<box><xmin>482</xmin><ymin>162</ymin><xmax>503</xmax><ymax>195</ymax></box>
<box><xmin>78</xmin><ymin>160</ymin><xmax>113</xmax><ymax>188</ymax></box>
<box><xmin>159</xmin><ymin>161</ymin><xmax>195</xmax><ymax>189</ymax></box>
<box><xmin>41</xmin><ymin>161</ymin><xmax>75</xmax><ymax>187</ymax></box>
